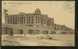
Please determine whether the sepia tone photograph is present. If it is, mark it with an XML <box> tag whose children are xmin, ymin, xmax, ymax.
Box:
<box><xmin>2</xmin><ymin>1</ymin><xmax>75</xmax><ymax>46</ymax></box>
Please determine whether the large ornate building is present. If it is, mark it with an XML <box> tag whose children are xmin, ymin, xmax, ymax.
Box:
<box><xmin>2</xmin><ymin>8</ymin><xmax>74</xmax><ymax>35</ymax></box>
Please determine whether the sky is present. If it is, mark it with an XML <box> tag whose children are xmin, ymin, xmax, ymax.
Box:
<box><xmin>2</xmin><ymin>1</ymin><xmax>75</xmax><ymax>29</ymax></box>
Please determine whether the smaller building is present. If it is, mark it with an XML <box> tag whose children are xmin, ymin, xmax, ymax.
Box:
<box><xmin>54</xmin><ymin>24</ymin><xmax>74</xmax><ymax>34</ymax></box>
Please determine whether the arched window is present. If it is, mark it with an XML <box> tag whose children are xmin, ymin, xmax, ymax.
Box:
<box><xmin>18</xmin><ymin>29</ymin><xmax>23</xmax><ymax>34</ymax></box>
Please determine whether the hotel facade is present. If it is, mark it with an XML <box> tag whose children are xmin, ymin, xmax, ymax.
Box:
<box><xmin>2</xmin><ymin>8</ymin><xmax>74</xmax><ymax>35</ymax></box>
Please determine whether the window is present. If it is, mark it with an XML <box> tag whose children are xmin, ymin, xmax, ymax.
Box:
<box><xmin>28</xmin><ymin>29</ymin><xmax>34</xmax><ymax>34</ymax></box>
<box><xmin>50</xmin><ymin>31</ymin><xmax>56</xmax><ymax>34</ymax></box>
<box><xmin>23</xmin><ymin>16</ymin><xmax>25</xmax><ymax>24</ymax></box>
<box><xmin>20</xmin><ymin>16</ymin><xmax>23</xmax><ymax>24</ymax></box>
<box><xmin>7</xmin><ymin>28</ymin><xmax>13</xmax><ymax>36</ymax></box>
<box><xmin>18</xmin><ymin>29</ymin><xmax>23</xmax><ymax>34</ymax></box>
<box><xmin>31</xmin><ymin>16</ymin><xmax>34</xmax><ymax>24</ymax></box>
<box><xmin>34</xmin><ymin>30</ymin><xmax>40</xmax><ymax>34</ymax></box>
<box><xmin>42</xmin><ymin>31</ymin><xmax>48</xmax><ymax>34</ymax></box>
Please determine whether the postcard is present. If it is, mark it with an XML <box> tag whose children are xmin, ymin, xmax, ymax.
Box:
<box><xmin>2</xmin><ymin>1</ymin><xmax>75</xmax><ymax>46</ymax></box>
